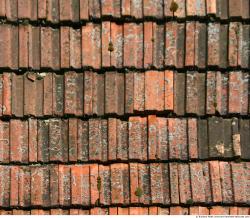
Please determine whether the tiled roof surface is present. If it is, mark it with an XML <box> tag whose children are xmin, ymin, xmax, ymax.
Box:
<box><xmin>0</xmin><ymin>0</ymin><xmax>249</xmax><ymax>215</ymax></box>
<box><xmin>0</xmin><ymin>23</ymin><xmax>250</xmax><ymax>70</ymax></box>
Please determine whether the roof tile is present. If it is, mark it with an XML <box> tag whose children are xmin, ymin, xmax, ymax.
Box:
<box><xmin>82</xmin><ymin>23</ymin><xmax>101</xmax><ymax>69</ymax></box>
<box><xmin>18</xmin><ymin>167</ymin><xmax>31</xmax><ymax>206</ymax></box>
<box><xmin>124</xmin><ymin>23</ymin><xmax>143</xmax><ymax>68</ymax></box>
<box><xmin>209</xmin><ymin>161</ymin><xmax>223</xmax><ymax>202</ymax></box>
<box><xmin>129</xmin><ymin>117</ymin><xmax>147</xmax><ymax>160</ymax></box>
<box><xmin>41</xmin><ymin>27</ymin><xmax>60</xmax><ymax>70</ymax></box>
<box><xmin>46</xmin><ymin>0</ymin><xmax>59</xmax><ymax>24</ymax></box>
<box><xmin>164</xmin><ymin>0</ymin><xmax>186</xmax><ymax>18</ymax></box>
<box><xmin>145</xmin><ymin>71</ymin><xmax>165</xmax><ymax>111</ymax></box>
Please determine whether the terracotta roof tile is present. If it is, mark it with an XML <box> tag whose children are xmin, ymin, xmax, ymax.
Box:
<box><xmin>0</xmin><ymin>23</ymin><xmax>249</xmax><ymax>69</ymax></box>
<box><xmin>0</xmin><ymin>116</ymin><xmax>250</xmax><ymax>163</ymax></box>
<box><xmin>0</xmin><ymin>206</ymin><xmax>248</xmax><ymax>215</ymax></box>
<box><xmin>2</xmin><ymin>0</ymin><xmax>250</xmax><ymax>21</ymax></box>
<box><xmin>1</xmin><ymin>162</ymin><xmax>249</xmax><ymax>208</ymax></box>
<box><xmin>0</xmin><ymin>1</ymin><xmax>249</xmax><ymax>215</ymax></box>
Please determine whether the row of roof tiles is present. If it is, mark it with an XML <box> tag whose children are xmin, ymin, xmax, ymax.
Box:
<box><xmin>0</xmin><ymin>162</ymin><xmax>249</xmax><ymax>207</ymax></box>
<box><xmin>0</xmin><ymin>116</ymin><xmax>249</xmax><ymax>163</ymax></box>
<box><xmin>0</xmin><ymin>0</ymin><xmax>249</xmax><ymax>22</ymax></box>
<box><xmin>0</xmin><ymin>22</ymin><xmax>249</xmax><ymax>70</ymax></box>
<box><xmin>0</xmin><ymin>71</ymin><xmax>249</xmax><ymax>117</ymax></box>
<box><xmin>0</xmin><ymin>206</ymin><xmax>250</xmax><ymax>215</ymax></box>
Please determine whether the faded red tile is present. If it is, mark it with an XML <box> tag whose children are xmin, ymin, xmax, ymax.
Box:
<box><xmin>105</xmin><ymin>72</ymin><xmax>124</xmax><ymax>115</ymax></box>
<box><xmin>150</xmin><ymin>163</ymin><xmax>170</xmax><ymax>204</ymax></box>
<box><xmin>43</xmin><ymin>73</ymin><xmax>53</xmax><ymax>116</ymax></box>
<box><xmin>208</xmin><ymin>23</ymin><xmax>220</xmax><ymax>66</ymax></box>
<box><xmin>59</xmin><ymin>0</ymin><xmax>80</xmax><ymax>22</ymax></box>
<box><xmin>19</xmin><ymin>25</ymin><xmax>29</xmax><ymax>68</ymax></box>
<box><xmin>186</xmin><ymin>0</ymin><xmax>205</xmax><ymax>16</ymax></box>
<box><xmin>169</xmin><ymin>163</ymin><xmax>179</xmax><ymax>204</ymax></box>
<box><xmin>206</xmin><ymin>71</ymin><xmax>216</xmax><ymax>114</ymax></box>
<box><xmin>164</xmin><ymin>70</ymin><xmax>174</xmax><ymax>111</ymax></box>
<box><xmin>99</xmin><ymin>165</ymin><xmax>111</xmax><ymax>205</ymax></box>
<box><xmin>133</xmin><ymin>72</ymin><xmax>145</xmax><ymax>111</ymax></box>
<box><xmin>129</xmin><ymin>117</ymin><xmax>147</xmax><ymax>160</ymax></box>
<box><xmin>41</xmin><ymin>27</ymin><xmax>60</xmax><ymax>70</ymax></box>
<box><xmin>206</xmin><ymin>0</ymin><xmax>217</xmax><ymax>14</ymax></box>
<box><xmin>89</xmin><ymin>164</ymin><xmax>99</xmax><ymax>206</ymax></box>
<box><xmin>229</xmin><ymin>22</ymin><xmax>241</xmax><ymax>67</ymax></box>
<box><xmin>31</xmin><ymin>166</ymin><xmax>49</xmax><ymax>206</ymax></box>
<box><xmin>190</xmin><ymin>163</ymin><xmax>206</xmax><ymax>203</ymax></box>
<box><xmin>144</xmin><ymin>0</ymin><xmax>163</xmax><ymax>18</ymax></box>
<box><xmin>82</xmin><ymin>23</ymin><xmax>101</xmax><ymax>69</ymax></box>
<box><xmin>68</xmin><ymin>118</ymin><xmax>78</xmax><ymax>162</ymax></box>
<box><xmin>229</xmin><ymin>72</ymin><xmax>242</xmax><ymax>114</ymax></box>
<box><xmin>110</xmin><ymin>22</ymin><xmax>123</xmax><ymax>68</ymax></box>
<box><xmin>102</xmin><ymin>0</ymin><xmax>120</xmax><ymax>17</ymax></box>
<box><xmin>49</xmin><ymin>119</ymin><xmax>68</xmax><ymax>162</ymax></box>
<box><xmin>124</xmin><ymin>23</ymin><xmax>143</xmax><ymax>68</ymax></box>
<box><xmin>210</xmin><ymin>206</ymin><xmax>229</xmax><ymax>215</ymax></box>
<box><xmin>10</xmin><ymin>166</ymin><xmax>19</xmax><ymax>206</ymax></box>
<box><xmin>209</xmin><ymin>161</ymin><xmax>222</xmax><ymax>203</ymax></box>
<box><xmin>168</xmin><ymin>118</ymin><xmax>188</xmax><ymax>160</ymax></box>
<box><xmin>231</xmin><ymin>163</ymin><xmax>247</xmax><ymax>203</ymax></box>
<box><xmin>185</xmin><ymin>22</ymin><xmax>195</xmax><ymax>66</ymax></box>
<box><xmin>219</xmin><ymin>162</ymin><xmax>233</xmax><ymax>203</ymax></box>
<box><xmin>118</xmin><ymin>207</ymin><xmax>129</xmax><ymax>215</ymax></box>
<box><xmin>70</xmin><ymin>28</ymin><xmax>81</xmax><ymax>68</ymax></box>
<box><xmin>111</xmin><ymin>163</ymin><xmax>129</xmax><ymax>204</ymax></box>
<box><xmin>58</xmin><ymin>165</ymin><xmax>71</xmax><ymax>206</ymax></box>
<box><xmin>129</xmin><ymin>207</ymin><xmax>148</xmax><ymax>215</ymax></box>
<box><xmin>11</xmin><ymin>74</ymin><xmax>24</xmax><ymax>117</ymax></box>
<box><xmin>178</xmin><ymin>163</ymin><xmax>191</xmax><ymax>204</ymax></box>
<box><xmin>0</xmin><ymin>121</ymin><xmax>10</xmax><ymax>163</ymax></box>
<box><xmin>91</xmin><ymin>208</ymin><xmax>108</xmax><ymax>215</ymax></box>
<box><xmin>2</xmin><ymin>73</ymin><xmax>12</xmax><ymax>116</ymax></box>
<box><xmin>164</xmin><ymin>0</ymin><xmax>186</xmax><ymax>18</ymax></box>
<box><xmin>60</xmin><ymin>27</ymin><xmax>70</xmax><ymax>68</ymax></box>
<box><xmin>71</xmin><ymin>165</ymin><xmax>90</xmax><ymax>206</ymax></box>
<box><xmin>46</xmin><ymin>0</ymin><xmax>59</xmax><ymax>23</ymax></box>
<box><xmin>145</xmin><ymin>71</ymin><xmax>164</xmax><ymax>111</ymax></box>
<box><xmin>188</xmin><ymin>119</ymin><xmax>198</xmax><ymax>159</ymax></box>
<box><xmin>89</xmin><ymin>119</ymin><xmax>108</xmax><ymax>161</ymax></box>
<box><xmin>79</xmin><ymin>0</ymin><xmax>88</xmax><ymax>20</ymax></box>
<box><xmin>190</xmin><ymin>207</ymin><xmax>209</xmax><ymax>215</ymax></box>
<box><xmin>18</xmin><ymin>167</ymin><xmax>31</xmax><ymax>207</ymax></box>
<box><xmin>10</xmin><ymin>120</ymin><xmax>28</xmax><ymax>163</ymax></box>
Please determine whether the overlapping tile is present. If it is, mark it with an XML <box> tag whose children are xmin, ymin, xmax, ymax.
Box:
<box><xmin>0</xmin><ymin>162</ymin><xmax>250</xmax><ymax>208</ymax></box>
<box><xmin>0</xmin><ymin>0</ymin><xmax>249</xmax><ymax>22</ymax></box>
<box><xmin>0</xmin><ymin>71</ymin><xmax>249</xmax><ymax>117</ymax></box>
<box><xmin>0</xmin><ymin>117</ymin><xmax>250</xmax><ymax>163</ymax></box>
<box><xmin>0</xmin><ymin>0</ymin><xmax>249</xmax><ymax>215</ymax></box>
<box><xmin>0</xmin><ymin>23</ymin><xmax>249</xmax><ymax>70</ymax></box>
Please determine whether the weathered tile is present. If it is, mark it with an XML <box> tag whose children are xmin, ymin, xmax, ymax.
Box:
<box><xmin>111</xmin><ymin>163</ymin><xmax>129</xmax><ymax>204</ymax></box>
<box><xmin>0</xmin><ymin>121</ymin><xmax>10</xmax><ymax>163</ymax></box>
<box><xmin>168</xmin><ymin>118</ymin><xmax>188</xmax><ymax>160</ymax></box>
<box><xmin>105</xmin><ymin>72</ymin><xmax>124</xmax><ymax>115</ymax></box>
<box><xmin>174</xmin><ymin>73</ymin><xmax>185</xmax><ymax>115</ymax></box>
<box><xmin>186</xmin><ymin>72</ymin><xmax>205</xmax><ymax>115</ymax></box>
<box><xmin>82</xmin><ymin>23</ymin><xmax>101</xmax><ymax>69</ymax></box>
<box><xmin>129</xmin><ymin>117</ymin><xmax>147</xmax><ymax>160</ymax></box>
<box><xmin>71</xmin><ymin>165</ymin><xmax>90</xmax><ymax>206</ymax></box>
<box><xmin>31</xmin><ymin>166</ymin><xmax>50</xmax><ymax>206</ymax></box>
<box><xmin>144</xmin><ymin>0</ymin><xmax>163</xmax><ymax>18</ymax></box>
<box><xmin>41</xmin><ymin>27</ymin><xmax>60</xmax><ymax>70</ymax></box>
<box><xmin>124</xmin><ymin>23</ymin><xmax>143</xmax><ymax>68</ymax></box>
<box><xmin>145</xmin><ymin>71</ymin><xmax>164</xmax><ymax>111</ymax></box>
<box><xmin>219</xmin><ymin>162</ymin><xmax>233</xmax><ymax>203</ymax></box>
<box><xmin>10</xmin><ymin>120</ymin><xmax>28</xmax><ymax>163</ymax></box>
